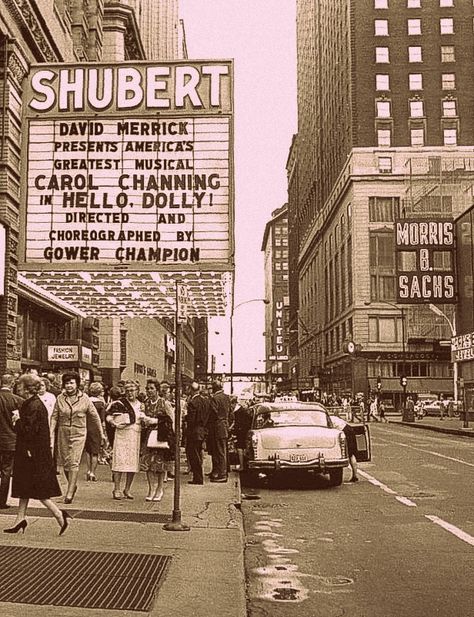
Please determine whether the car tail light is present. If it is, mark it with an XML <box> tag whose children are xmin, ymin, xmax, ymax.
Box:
<box><xmin>339</xmin><ymin>432</ymin><xmax>347</xmax><ymax>458</ymax></box>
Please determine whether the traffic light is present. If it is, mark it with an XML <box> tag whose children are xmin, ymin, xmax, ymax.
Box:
<box><xmin>377</xmin><ymin>377</ymin><xmax>382</xmax><ymax>391</ymax></box>
<box><xmin>400</xmin><ymin>376</ymin><xmax>408</xmax><ymax>388</ymax></box>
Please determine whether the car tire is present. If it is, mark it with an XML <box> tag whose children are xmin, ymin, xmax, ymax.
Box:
<box><xmin>328</xmin><ymin>468</ymin><xmax>343</xmax><ymax>487</ymax></box>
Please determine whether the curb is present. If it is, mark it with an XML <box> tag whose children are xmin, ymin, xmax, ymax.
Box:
<box><xmin>389</xmin><ymin>419</ymin><xmax>474</xmax><ymax>437</ymax></box>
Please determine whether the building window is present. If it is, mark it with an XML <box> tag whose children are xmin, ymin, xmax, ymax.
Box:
<box><xmin>408</xmin><ymin>46</ymin><xmax>422</xmax><ymax>62</ymax></box>
<box><xmin>378</xmin><ymin>156</ymin><xmax>393</xmax><ymax>173</ymax></box>
<box><xmin>440</xmin><ymin>18</ymin><xmax>454</xmax><ymax>34</ymax></box>
<box><xmin>442</xmin><ymin>73</ymin><xmax>456</xmax><ymax>89</ymax></box>
<box><xmin>375</xmin><ymin>19</ymin><xmax>389</xmax><ymax>35</ymax></box>
<box><xmin>410</xmin><ymin>128</ymin><xmax>424</xmax><ymax>146</ymax></box>
<box><xmin>443</xmin><ymin>128</ymin><xmax>457</xmax><ymax>145</ymax></box>
<box><xmin>441</xmin><ymin>45</ymin><xmax>455</xmax><ymax>62</ymax></box>
<box><xmin>377</xmin><ymin>128</ymin><xmax>391</xmax><ymax>147</ymax></box>
<box><xmin>376</xmin><ymin>74</ymin><xmax>390</xmax><ymax>90</ymax></box>
<box><xmin>442</xmin><ymin>99</ymin><xmax>457</xmax><ymax>116</ymax></box>
<box><xmin>407</xmin><ymin>0</ymin><xmax>421</xmax><ymax>6</ymax></box>
<box><xmin>376</xmin><ymin>47</ymin><xmax>390</xmax><ymax>63</ymax></box>
<box><xmin>440</xmin><ymin>0</ymin><xmax>454</xmax><ymax>5</ymax></box>
<box><xmin>409</xmin><ymin>100</ymin><xmax>424</xmax><ymax>117</ymax></box>
<box><xmin>369</xmin><ymin>316</ymin><xmax>403</xmax><ymax>343</ymax></box>
<box><xmin>375</xmin><ymin>0</ymin><xmax>388</xmax><ymax>6</ymax></box>
<box><xmin>408</xmin><ymin>19</ymin><xmax>421</xmax><ymax>35</ymax></box>
<box><xmin>376</xmin><ymin>100</ymin><xmax>391</xmax><ymax>118</ymax></box>
<box><xmin>369</xmin><ymin>196</ymin><xmax>400</xmax><ymax>221</ymax></box>
<box><xmin>370</xmin><ymin>232</ymin><xmax>395</xmax><ymax>301</ymax></box>
<box><xmin>409</xmin><ymin>73</ymin><xmax>423</xmax><ymax>90</ymax></box>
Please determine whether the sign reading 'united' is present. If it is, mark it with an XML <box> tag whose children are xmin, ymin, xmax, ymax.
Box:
<box><xmin>20</xmin><ymin>61</ymin><xmax>234</xmax><ymax>272</ymax></box>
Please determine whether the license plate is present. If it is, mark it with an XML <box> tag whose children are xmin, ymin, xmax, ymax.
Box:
<box><xmin>290</xmin><ymin>453</ymin><xmax>307</xmax><ymax>462</ymax></box>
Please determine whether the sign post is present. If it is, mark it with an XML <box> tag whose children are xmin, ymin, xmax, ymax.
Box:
<box><xmin>164</xmin><ymin>282</ymin><xmax>190</xmax><ymax>532</ymax></box>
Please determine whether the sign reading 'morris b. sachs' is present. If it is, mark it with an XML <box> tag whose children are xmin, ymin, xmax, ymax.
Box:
<box><xmin>20</xmin><ymin>61</ymin><xmax>233</xmax><ymax>271</ymax></box>
<box><xmin>395</xmin><ymin>218</ymin><xmax>456</xmax><ymax>304</ymax></box>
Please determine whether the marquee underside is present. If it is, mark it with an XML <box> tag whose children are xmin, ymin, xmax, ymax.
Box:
<box><xmin>18</xmin><ymin>270</ymin><xmax>232</xmax><ymax>319</ymax></box>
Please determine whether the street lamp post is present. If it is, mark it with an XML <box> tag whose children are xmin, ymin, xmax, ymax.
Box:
<box><xmin>230</xmin><ymin>298</ymin><xmax>269</xmax><ymax>394</ymax></box>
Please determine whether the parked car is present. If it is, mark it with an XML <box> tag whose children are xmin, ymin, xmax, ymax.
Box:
<box><xmin>242</xmin><ymin>401</ymin><xmax>371</xmax><ymax>487</ymax></box>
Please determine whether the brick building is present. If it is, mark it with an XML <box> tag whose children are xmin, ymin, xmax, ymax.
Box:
<box><xmin>0</xmin><ymin>1</ymin><xmax>194</xmax><ymax>385</ymax></box>
<box><xmin>291</xmin><ymin>0</ymin><xmax>474</xmax><ymax>405</ymax></box>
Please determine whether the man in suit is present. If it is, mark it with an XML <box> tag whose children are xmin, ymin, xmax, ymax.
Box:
<box><xmin>208</xmin><ymin>380</ymin><xmax>232</xmax><ymax>482</ymax></box>
<box><xmin>0</xmin><ymin>374</ymin><xmax>24</xmax><ymax>509</ymax></box>
<box><xmin>185</xmin><ymin>382</ymin><xmax>211</xmax><ymax>485</ymax></box>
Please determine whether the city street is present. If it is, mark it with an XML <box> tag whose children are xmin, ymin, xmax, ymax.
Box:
<box><xmin>242</xmin><ymin>423</ymin><xmax>474</xmax><ymax>617</ymax></box>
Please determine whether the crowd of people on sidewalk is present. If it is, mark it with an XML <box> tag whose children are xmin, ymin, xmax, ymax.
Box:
<box><xmin>0</xmin><ymin>368</ymin><xmax>241</xmax><ymax>537</ymax></box>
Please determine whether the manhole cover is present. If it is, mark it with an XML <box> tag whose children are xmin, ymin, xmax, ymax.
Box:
<box><xmin>0</xmin><ymin>545</ymin><xmax>171</xmax><ymax>611</ymax></box>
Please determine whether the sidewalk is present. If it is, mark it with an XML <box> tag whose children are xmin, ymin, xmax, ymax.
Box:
<box><xmin>388</xmin><ymin>414</ymin><xmax>474</xmax><ymax>437</ymax></box>
<box><xmin>0</xmin><ymin>454</ymin><xmax>246</xmax><ymax>617</ymax></box>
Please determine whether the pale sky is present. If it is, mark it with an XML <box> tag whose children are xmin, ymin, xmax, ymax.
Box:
<box><xmin>179</xmin><ymin>0</ymin><xmax>297</xmax><ymax>374</ymax></box>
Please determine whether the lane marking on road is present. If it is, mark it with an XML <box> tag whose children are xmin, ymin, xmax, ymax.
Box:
<box><xmin>425</xmin><ymin>515</ymin><xmax>474</xmax><ymax>547</ymax></box>
<box><xmin>396</xmin><ymin>496</ymin><xmax>417</xmax><ymax>507</ymax></box>
<box><xmin>374</xmin><ymin>436</ymin><xmax>474</xmax><ymax>468</ymax></box>
<box><xmin>358</xmin><ymin>471</ymin><xmax>398</xmax><ymax>495</ymax></box>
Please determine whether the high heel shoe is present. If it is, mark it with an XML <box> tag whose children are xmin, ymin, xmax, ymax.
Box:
<box><xmin>4</xmin><ymin>520</ymin><xmax>27</xmax><ymax>534</ymax></box>
<box><xmin>59</xmin><ymin>510</ymin><xmax>71</xmax><ymax>536</ymax></box>
<box><xmin>112</xmin><ymin>490</ymin><xmax>123</xmax><ymax>500</ymax></box>
<box><xmin>64</xmin><ymin>485</ymin><xmax>77</xmax><ymax>504</ymax></box>
<box><xmin>152</xmin><ymin>490</ymin><xmax>163</xmax><ymax>502</ymax></box>
<box><xmin>123</xmin><ymin>491</ymin><xmax>134</xmax><ymax>500</ymax></box>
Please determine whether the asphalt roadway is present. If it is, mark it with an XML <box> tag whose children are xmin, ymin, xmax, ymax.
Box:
<box><xmin>242</xmin><ymin>418</ymin><xmax>474</xmax><ymax>617</ymax></box>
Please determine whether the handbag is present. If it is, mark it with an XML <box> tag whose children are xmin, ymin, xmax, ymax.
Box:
<box><xmin>147</xmin><ymin>429</ymin><xmax>169</xmax><ymax>449</ymax></box>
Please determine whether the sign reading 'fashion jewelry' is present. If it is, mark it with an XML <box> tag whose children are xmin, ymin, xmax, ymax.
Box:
<box><xmin>20</xmin><ymin>61</ymin><xmax>234</xmax><ymax>271</ymax></box>
<box><xmin>394</xmin><ymin>218</ymin><xmax>456</xmax><ymax>304</ymax></box>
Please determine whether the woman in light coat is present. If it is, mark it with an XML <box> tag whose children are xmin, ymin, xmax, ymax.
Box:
<box><xmin>106</xmin><ymin>380</ymin><xmax>157</xmax><ymax>500</ymax></box>
<box><xmin>50</xmin><ymin>372</ymin><xmax>104</xmax><ymax>503</ymax></box>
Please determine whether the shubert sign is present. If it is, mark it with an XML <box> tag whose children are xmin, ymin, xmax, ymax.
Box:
<box><xmin>395</xmin><ymin>218</ymin><xmax>456</xmax><ymax>304</ymax></box>
<box><xmin>20</xmin><ymin>61</ymin><xmax>234</xmax><ymax>272</ymax></box>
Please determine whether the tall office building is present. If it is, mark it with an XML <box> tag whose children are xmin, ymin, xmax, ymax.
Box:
<box><xmin>262</xmin><ymin>206</ymin><xmax>290</xmax><ymax>391</ymax></box>
<box><xmin>292</xmin><ymin>0</ymin><xmax>474</xmax><ymax>405</ymax></box>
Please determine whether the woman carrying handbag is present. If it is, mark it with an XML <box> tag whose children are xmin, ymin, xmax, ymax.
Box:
<box><xmin>140</xmin><ymin>380</ymin><xmax>175</xmax><ymax>502</ymax></box>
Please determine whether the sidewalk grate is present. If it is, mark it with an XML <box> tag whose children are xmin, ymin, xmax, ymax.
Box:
<box><xmin>0</xmin><ymin>545</ymin><xmax>171</xmax><ymax>611</ymax></box>
<box><xmin>2</xmin><ymin>508</ymin><xmax>171</xmax><ymax>523</ymax></box>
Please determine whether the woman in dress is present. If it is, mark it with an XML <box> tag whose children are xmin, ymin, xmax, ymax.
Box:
<box><xmin>140</xmin><ymin>379</ymin><xmax>175</xmax><ymax>502</ymax></box>
<box><xmin>106</xmin><ymin>380</ymin><xmax>157</xmax><ymax>500</ymax></box>
<box><xmin>4</xmin><ymin>374</ymin><xmax>70</xmax><ymax>535</ymax></box>
<box><xmin>50</xmin><ymin>372</ymin><xmax>104</xmax><ymax>503</ymax></box>
<box><xmin>85</xmin><ymin>382</ymin><xmax>106</xmax><ymax>481</ymax></box>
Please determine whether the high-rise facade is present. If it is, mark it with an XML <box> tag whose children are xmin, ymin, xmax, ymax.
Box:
<box><xmin>292</xmin><ymin>0</ymin><xmax>474</xmax><ymax>405</ymax></box>
<box><xmin>262</xmin><ymin>206</ymin><xmax>290</xmax><ymax>391</ymax></box>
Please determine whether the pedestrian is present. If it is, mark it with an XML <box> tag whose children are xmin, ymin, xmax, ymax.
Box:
<box><xmin>45</xmin><ymin>373</ymin><xmax>62</xmax><ymax>397</ymax></box>
<box><xmin>104</xmin><ymin>385</ymin><xmax>122</xmax><ymax>448</ymax></box>
<box><xmin>378</xmin><ymin>400</ymin><xmax>387</xmax><ymax>423</ymax></box>
<box><xmin>208</xmin><ymin>380</ymin><xmax>232</xmax><ymax>482</ymax></box>
<box><xmin>106</xmin><ymin>380</ymin><xmax>157</xmax><ymax>500</ymax></box>
<box><xmin>330</xmin><ymin>414</ymin><xmax>359</xmax><ymax>482</ymax></box>
<box><xmin>0</xmin><ymin>374</ymin><xmax>23</xmax><ymax>509</ymax></box>
<box><xmin>4</xmin><ymin>374</ymin><xmax>70</xmax><ymax>535</ymax></box>
<box><xmin>85</xmin><ymin>382</ymin><xmax>107</xmax><ymax>481</ymax></box>
<box><xmin>230</xmin><ymin>399</ymin><xmax>252</xmax><ymax>470</ymax></box>
<box><xmin>37</xmin><ymin>377</ymin><xmax>56</xmax><ymax>425</ymax></box>
<box><xmin>50</xmin><ymin>372</ymin><xmax>104</xmax><ymax>504</ymax></box>
<box><xmin>140</xmin><ymin>379</ymin><xmax>175</xmax><ymax>501</ymax></box>
<box><xmin>185</xmin><ymin>382</ymin><xmax>211</xmax><ymax>485</ymax></box>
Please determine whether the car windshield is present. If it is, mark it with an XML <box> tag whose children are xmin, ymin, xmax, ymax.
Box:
<box><xmin>254</xmin><ymin>408</ymin><xmax>329</xmax><ymax>429</ymax></box>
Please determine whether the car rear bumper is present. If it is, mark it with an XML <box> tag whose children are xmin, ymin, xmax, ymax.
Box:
<box><xmin>247</xmin><ymin>457</ymin><xmax>348</xmax><ymax>472</ymax></box>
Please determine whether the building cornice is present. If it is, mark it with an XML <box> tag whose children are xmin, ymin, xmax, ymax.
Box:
<box><xmin>4</xmin><ymin>0</ymin><xmax>63</xmax><ymax>62</ymax></box>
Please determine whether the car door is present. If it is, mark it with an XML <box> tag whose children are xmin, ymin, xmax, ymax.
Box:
<box><xmin>351</xmin><ymin>424</ymin><xmax>371</xmax><ymax>462</ymax></box>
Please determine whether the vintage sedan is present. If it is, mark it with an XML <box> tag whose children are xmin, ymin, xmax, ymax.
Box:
<box><xmin>242</xmin><ymin>401</ymin><xmax>370</xmax><ymax>487</ymax></box>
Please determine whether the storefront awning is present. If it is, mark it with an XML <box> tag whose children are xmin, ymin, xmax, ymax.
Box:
<box><xmin>18</xmin><ymin>271</ymin><xmax>232</xmax><ymax>319</ymax></box>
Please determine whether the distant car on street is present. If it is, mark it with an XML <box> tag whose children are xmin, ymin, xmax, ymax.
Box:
<box><xmin>242</xmin><ymin>401</ymin><xmax>371</xmax><ymax>487</ymax></box>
